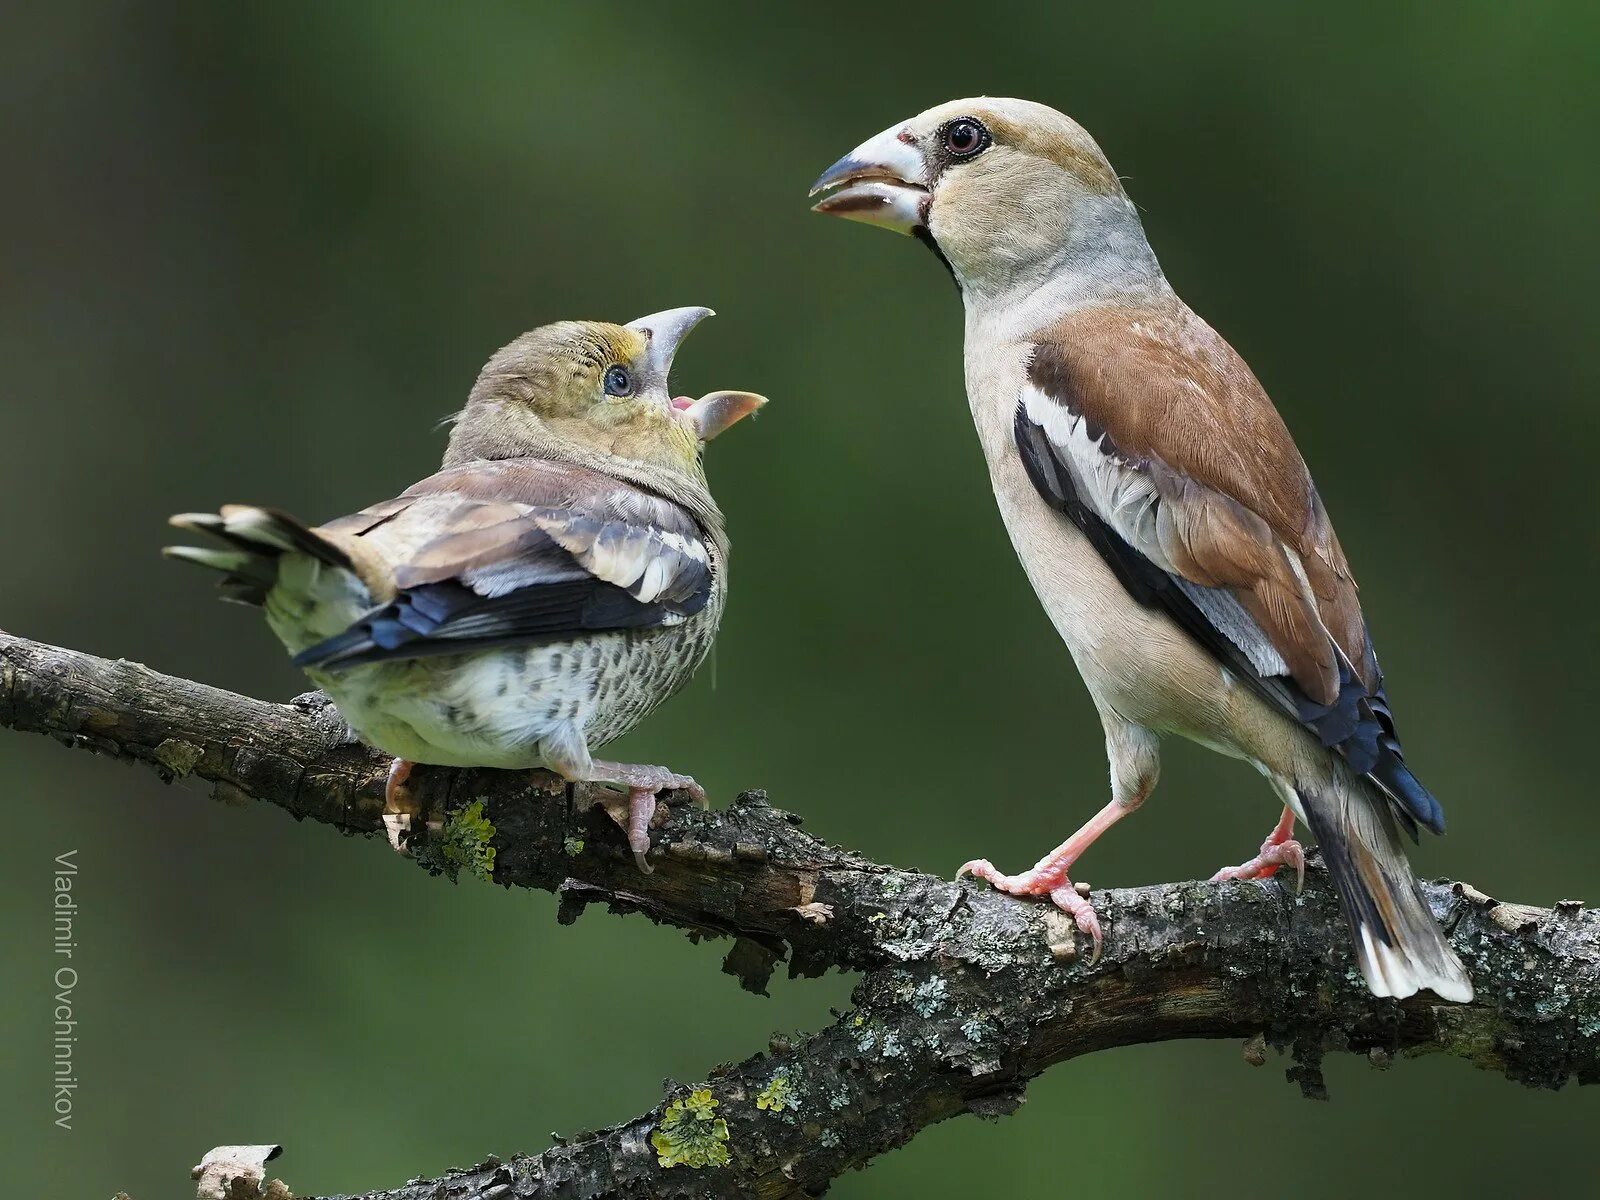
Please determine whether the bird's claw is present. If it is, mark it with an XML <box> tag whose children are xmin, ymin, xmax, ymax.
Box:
<box><xmin>667</xmin><ymin>774</ymin><xmax>708</xmax><ymax>809</ymax></box>
<box><xmin>1049</xmin><ymin>884</ymin><xmax>1104</xmax><ymax>964</ymax></box>
<box><xmin>596</xmin><ymin>787</ymin><xmax>663</xmax><ymax>873</ymax></box>
<box><xmin>1210</xmin><ymin>837</ymin><xmax>1306</xmax><ymax>894</ymax></box>
<box><xmin>588</xmin><ymin>762</ymin><xmax>707</xmax><ymax>872</ymax></box>
<box><xmin>957</xmin><ymin>858</ymin><xmax>1102</xmax><ymax>964</ymax></box>
<box><xmin>956</xmin><ymin>858</ymin><xmax>996</xmax><ymax>883</ymax></box>
<box><xmin>626</xmin><ymin>787</ymin><xmax>656</xmax><ymax>874</ymax></box>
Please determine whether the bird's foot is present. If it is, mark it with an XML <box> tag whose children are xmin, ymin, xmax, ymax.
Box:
<box><xmin>1210</xmin><ymin>812</ymin><xmax>1304</xmax><ymax>893</ymax></box>
<box><xmin>588</xmin><ymin>760</ymin><xmax>707</xmax><ymax>872</ymax></box>
<box><xmin>589</xmin><ymin>760</ymin><xmax>707</xmax><ymax>807</ymax></box>
<box><xmin>382</xmin><ymin>758</ymin><xmax>419</xmax><ymax>855</ymax></box>
<box><xmin>957</xmin><ymin>857</ymin><xmax>1102</xmax><ymax>964</ymax></box>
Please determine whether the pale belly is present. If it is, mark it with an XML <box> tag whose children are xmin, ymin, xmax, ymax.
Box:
<box><xmin>306</xmin><ymin>617</ymin><xmax>714</xmax><ymax>769</ymax></box>
<box><xmin>988</xmin><ymin>455</ymin><xmax>1229</xmax><ymax>731</ymax></box>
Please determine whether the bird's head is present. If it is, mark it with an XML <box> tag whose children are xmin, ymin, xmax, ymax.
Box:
<box><xmin>810</xmin><ymin>98</ymin><xmax>1156</xmax><ymax>304</ymax></box>
<box><xmin>445</xmin><ymin>308</ymin><xmax>765</xmax><ymax>480</ymax></box>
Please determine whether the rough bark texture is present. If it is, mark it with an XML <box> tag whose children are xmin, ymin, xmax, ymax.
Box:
<box><xmin>4</xmin><ymin>630</ymin><xmax>1596</xmax><ymax>1200</ymax></box>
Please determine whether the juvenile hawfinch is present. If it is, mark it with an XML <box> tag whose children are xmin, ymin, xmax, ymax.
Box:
<box><xmin>167</xmin><ymin>308</ymin><xmax>765</xmax><ymax>869</ymax></box>
<box><xmin>812</xmin><ymin>98</ymin><xmax>1470</xmax><ymax>1001</ymax></box>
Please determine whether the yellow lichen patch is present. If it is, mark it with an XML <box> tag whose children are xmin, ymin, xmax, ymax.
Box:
<box><xmin>429</xmin><ymin>799</ymin><xmax>497</xmax><ymax>882</ymax></box>
<box><xmin>755</xmin><ymin>1072</ymin><xmax>799</xmax><ymax>1113</ymax></box>
<box><xmin>651</xmin><ymin>1089</ymin><xmax>730</xmax><ymax>1169</ymax></box>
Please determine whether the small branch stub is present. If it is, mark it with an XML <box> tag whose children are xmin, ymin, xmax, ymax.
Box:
<box><xmin>191</xmin><ymin>1145</ymin><xmax>288</xmax><ymax>1200</ymax></box>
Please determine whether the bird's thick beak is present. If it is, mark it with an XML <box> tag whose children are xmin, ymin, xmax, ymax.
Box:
<box><xmin>675</xmin><ymin>390</ymin><xmax>767</xmax><ymax>441</ymax></box>
<box><xmin>626</xmin><ymin>306</ymin><xmax>715</xmax><ymax>383</ymax></box>
<box><xmin>627</xmin><ymin>308</ymin><xmax>765</xmax><ymax>440</ymax></box>
<box><xmin>808</xmin><ymin>124</ymin><xmax>929</xmax><ymax>235</ymax></box>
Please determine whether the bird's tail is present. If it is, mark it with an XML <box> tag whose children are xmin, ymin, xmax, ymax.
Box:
<box><xmin>164</xmin><ymin>504</ymin><xmax>379</xmax><ymax>663</ymax></box>
<box><xmin>1299</xmin><ymin>780</ymin><xmax>1473</xmax><ymax>1003</ymax></box>
<box><xmin>164</xmin><ymin>505</ymin><xmax>353</xmax><ymax>604</ymax></box>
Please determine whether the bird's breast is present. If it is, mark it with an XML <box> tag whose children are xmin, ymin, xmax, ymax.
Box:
<box><xmin>312</xmin><ymin>598</ymin><xmax>722</xmax><ymax>768</ymax></box>
<box><xmin>962</xmin><ymin>335</ymin><xmax>1233</xmax><ymax>732</ymax></box>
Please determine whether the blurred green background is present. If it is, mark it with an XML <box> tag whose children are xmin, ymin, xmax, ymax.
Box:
<box><xmin>3</xmin><ymin>2</ymin><xmax>1597</xmax><ymax>1196</ymax></box>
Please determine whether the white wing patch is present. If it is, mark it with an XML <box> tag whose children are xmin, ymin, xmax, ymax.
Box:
<box><xmin>532</xmin><ymin>510</ymin><xmax>710</xmax><ymax>607</ymax></box>
<box><xmin>1022</xmin><ymin>385</ymin><xmax>1168</xmax><ymax>570</ymax></box>
<box><xmin>1174</xmin><ymin>577</ymin><xmax>1290</xmax><ymax>677</ymax></box>
<box><xmin>1021</xmin><ymin>383</ymin><xmax>1290</xmax><ymax>679</ymax></box>
<box><xmin>463</xmin><ymin>545</ymin><xmax>586</xmax><ymax>599</ymax></box>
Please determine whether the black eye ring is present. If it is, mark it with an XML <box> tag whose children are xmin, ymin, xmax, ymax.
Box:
<box><xmin>603</xmin><ymin>364</ymin><xmax>634</xmax><ymax>397</ymax></box>
<box><xmin>942</xmin><ymin>117</ymin><xmax>990</xmax><ymax>160</ymax></box>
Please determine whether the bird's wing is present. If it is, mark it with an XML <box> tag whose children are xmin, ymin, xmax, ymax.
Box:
<box><xmin>294</xmin><ymin>458</ymin><xmax>713</xmax><ymax>668</ymax></box>
<box><xmin>1015</xmin><ymin>307</ymin><xmax>1439</xmax><ymax>834</ymax></box>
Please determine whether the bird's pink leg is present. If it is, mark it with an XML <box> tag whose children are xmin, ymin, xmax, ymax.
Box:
<box><xmin>1210</xmin><ymin>806</ymin><xmax>1304</xmax><ymax>892</ymax></box>
<box><xmin>958</xmin><ymin>798</ymin><xmax>1132</xmax><ymax>963</ymax></box>
<box><xmin>586</xmin><ymin>759</ymin><xmax>707</xmax><ymax>873</ymax></box>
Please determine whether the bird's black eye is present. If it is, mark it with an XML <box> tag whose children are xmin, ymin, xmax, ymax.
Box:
<box><xmin>603</xmin><ymin>365</ymin><xmax>633</xmax><ymax>397</ymax></box>
<box><xmin>942</xmin><ymin>117</ymin><xmax>990</xmax><ymax>159</ymax></box>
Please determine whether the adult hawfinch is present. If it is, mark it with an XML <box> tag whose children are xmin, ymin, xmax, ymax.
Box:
<box><xmin>813</xmin><ymin>99</ymin><xmax>1470</xmax><ymax>1001</ymax></box>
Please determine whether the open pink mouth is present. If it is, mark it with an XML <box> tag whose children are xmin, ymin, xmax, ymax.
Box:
<box><xmin>671</xmin><ymin>396</ymin><xmax>694</xmax><ymax>411</ymax></box>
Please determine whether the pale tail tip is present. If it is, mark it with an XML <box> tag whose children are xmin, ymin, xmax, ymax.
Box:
<box><xmin>1359</xmin><ymin>927</ymin><xmax>1473</xmax><ymax>1003</ymax></box>
<box><xmin>168</xmin><ymin>512</ymin><xmax>221</xmax><ymax>531</ymax></box>
<box><xmin>1423</xmin><ymin>972</ymin><xmax>1474</xmax><ymax>1004</ymax></box>
<box><xmin>162</xmin><ymin>545</ymin><xmax>249</xmax><ymax>571</ymax></box>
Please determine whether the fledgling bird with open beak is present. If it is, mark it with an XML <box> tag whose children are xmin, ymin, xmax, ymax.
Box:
<box><xmin>166</xmin><ymin>308</ymin><xmax>765</xmax><ymax>869</ymax></box>
<box><xmin>812</xmin><ymin>99</ymin><xmax>1471</xmax><ymax>1001</ymax></box>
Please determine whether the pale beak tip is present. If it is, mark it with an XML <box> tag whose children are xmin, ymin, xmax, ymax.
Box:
<box><xmin>688</xmin><ymin>390</ymin><xmax>768</xmax><ymax>441</ymax></box>
<box><xmin>624</xmin><ymin>306</ymin><xmax>716</xmax><ymax>378</ymax></box>
<box><xmin>625</xmin><ymin>305</ymin><xmax>715</xmax><ymax>339</ymax></box>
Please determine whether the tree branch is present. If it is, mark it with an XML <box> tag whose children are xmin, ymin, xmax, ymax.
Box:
<box><xmin>4</xmin><ymin>630</ymin><xmax>1596</xmax><ymax>1200</ymax></box>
